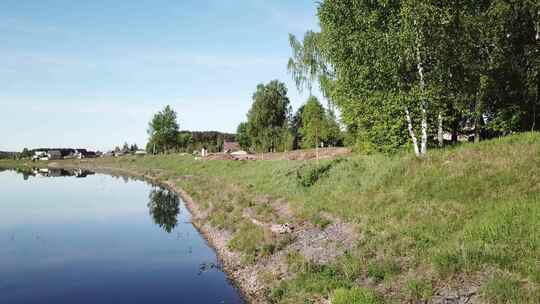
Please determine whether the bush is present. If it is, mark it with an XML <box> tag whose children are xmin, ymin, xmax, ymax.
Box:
<box><xmin>228</xmin><ymin>220</ymin><xmax>266</xmax><ymax>261</ymax></box>
<box><xmin>406</xmin><ymin>279</ymin><xmax>433</xmax><ymax>302</ymax></box>
<box><xmin>331</xmin><ymin>287</ymin><xmax>381</xmax><ymax>304</ymax></box>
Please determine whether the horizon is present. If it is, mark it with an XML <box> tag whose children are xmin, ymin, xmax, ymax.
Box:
<box><xmin>0</xmin><ymin>0</ymin><xmax>322</xmax><ymax>152</ymax></box>
<box><xmin>3</xmin><ymin>129</ymin><xmax>239</xmax><ymax>153</ymax></box>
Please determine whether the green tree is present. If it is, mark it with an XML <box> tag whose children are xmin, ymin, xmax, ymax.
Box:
<box><xmin>20</xmin><ymin>148</ymin><xmax>32</xmax><ymax>159</ymax></box>
<box><xmin>478</xmin><ymin>0</ymin><xmax>539</xmax><ymax>134</ymax></box>
<box><xmin>246</xmin><ymin>80</ymin><xmax>291</xmax><ymax>152</ymax></box>
<box><xmin>316</xmin><ymin>0</ymin><xmax>539</xmax><ymax>156</ymax></box>
<box><xmin>147</xmin><ymin>105</ymin><xmax>179</xmax><ymax>154</ymax></box>
<box><xmin>325</xmin><ymin>109</ymin><xmax>342</xmax><ymax>147</ymax></box>
<box><xmin>318</xmin><ymin>0</ymin><xmax>409</xmax><ymax>154</ymax></box>
<box><xmin>122</xmin><ymin>142</ymin><xmax>130</xmax><ymax>153</ymax></box>
<box><xmin>301</xmin><ymin>96</ymin><xmax>326</xmax><ymax>151</ymax></box>
<box><xmin>288</xmin><ymin>31</ymin><xmax>334</xmax><ymax>97</ymax></box>
<box><xmin>176</xmin><ymin>132</ymin><xmax>193</xmax><ymax>151</ymax></box>
<box><xmin>147</xmin><ymin>188</ymin><xmax>180</xmax><ymax>233</ymax></box>
<box><xmin>291</xmin><ymin>105</ymin><xmax>305</xmax><ymax>150</ymax></box>
<box><xmin>236</xmin><ymin>122</ymin><xmax>251</xmax><ymax>150</ymax></box>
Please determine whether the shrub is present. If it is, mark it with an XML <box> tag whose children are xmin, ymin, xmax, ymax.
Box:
<box><xmin>406</xmin><ymin>279</ymin><xmax>433</xmax><ymax>302</ymax></box>
<box><xmin>331</xmin><ymin>287</ymin><xmax>381</xmax><ymax>304</ymax></box>
<box><xmin>228</xmin><ymin>221</ymin><xmax>265</xmax><ymax>259</ymax></box>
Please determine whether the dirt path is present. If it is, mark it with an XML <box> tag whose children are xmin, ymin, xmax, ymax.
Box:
<box><xmin>205</xmin><ymin>147</ymin><xmax>352</xmax><ymax>161</ymax></box>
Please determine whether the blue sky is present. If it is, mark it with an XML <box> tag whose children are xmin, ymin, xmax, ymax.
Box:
<box><xmin>0</xmin><ymin>0</ymin><xmax>321</xmax><ymax>151</ymax></box>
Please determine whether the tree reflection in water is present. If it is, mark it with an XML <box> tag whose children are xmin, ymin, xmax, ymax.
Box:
<box><xmin>147</xmin><ymin>188</ymin><xmax>180</xmax><ymax>233</ymax></box>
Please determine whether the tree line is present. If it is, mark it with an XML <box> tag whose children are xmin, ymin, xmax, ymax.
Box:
<box><xmin>147</xmin><ymin>105</ymin><xmax>235</xmax><ymax>154</ymax></box>
<box><xmin>0</xmin><ymin>151</ymin><xmax>18</xmax><ymax>160</ymax></box>
<box><xmin>148</xmin><ymin>87</ymin><xmax>344</xmax><ymax>155</ymax></box>
<box><xmin>148</xmin><ymin>1</ymin><xmax>537</xmax><ymax>157</ymax></box>
<box><xmin>288</xmin><ymin>0</ymin><xmax>539</xmax><ymax>156</ymax></box>
<box><xmin>236</xmin><ymin>81</ymin><xmax>343</xmax><ymax>153</ymax></box>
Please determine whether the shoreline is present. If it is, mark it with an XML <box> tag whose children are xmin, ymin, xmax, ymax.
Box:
<box><xmin>0</xmin><ymin>159</ymin><xmax>367</xmax><ymax>303</ymax></box>
<box><xmin>47</xmin><ymin>163</ymin><xmax>261</xmax><ymax>304</ymax></box>
<box><xmin>5</xmin><ymin>134</ymin><xmax>537</xmax><ymax>303</ymax></box>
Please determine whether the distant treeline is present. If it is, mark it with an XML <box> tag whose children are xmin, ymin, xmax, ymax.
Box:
<box><xmin>0</xmin><ymin>151</ymin><xmax>18</xmax><ymax>160</ymax></box>
<box><xmin>178</xmin><ymin>131</ymin><xmax>236</xmax><ymax>153</ymax></box>
<box><xmin>146</xmin><ymin>108</ymin><xmax>236</xmax><ymax>154</ymax></box>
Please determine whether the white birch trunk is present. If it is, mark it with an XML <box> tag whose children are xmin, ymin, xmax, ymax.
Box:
<box><xmin>414</xmin><ymin>14</ymin><xmax>428</xmax><ymax>157</ymax></box>
<box><xmin>405</xmin><ymin>107</ymin><xmax>421</xmax><ymax>157</ymax></box>
<box><xmin>315</xmin><ymin>127</ymin><xmax>319</xmax><ymax>164</ymax></box>
<box><xmin>437</xmin><ymin>112</ymin><xmax>443</xmax><ymax>147</ymax></box>
<box><xmin>535</xmin><ymin>11</ymin><xmax>539</xmax><ymax>131</ymax></box>
<box><xmin>420</xmin><ymin>106</ymin><xmax>427</xmax><ymax>156</ymax></box>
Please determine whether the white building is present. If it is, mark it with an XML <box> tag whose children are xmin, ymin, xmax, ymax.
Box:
<box><xmin>47</xmin><ymin>150</ymin><xmax>62</xmax><ymax>160</ymax></box>
<box><xmin>32</xmin><ymin>151</ymin><xmax>48</xmax><ymax>161</ymax></box>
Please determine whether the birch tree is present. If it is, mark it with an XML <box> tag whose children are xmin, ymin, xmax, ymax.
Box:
<box><xmin>315</xmin><ymin>0</ymin><xmax>539</xmax><ymax>155</ymax></box>
<box><xmin>287</xmin><ymin>31</ymin><xmax>335</xmax><ymax>110</ymax></box>
<box><xmin>301</xmin><ymin>96</ymin><xmax>326</xmax><ymax>162</ymax></box>
<box><xmin>318</xmin><ymin>0</ymin><xmax>409</xmax><ymax>154</ymax></box>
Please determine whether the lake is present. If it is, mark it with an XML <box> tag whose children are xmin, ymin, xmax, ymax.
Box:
<box><xmin>0</xmin><ymin>168</ymin><xmax>244</xmax><ymax>304</ymax></box>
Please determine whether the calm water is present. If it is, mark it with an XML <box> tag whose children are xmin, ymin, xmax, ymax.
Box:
<box><xmin>0</xmin><ymin>168</ymin><xmax>244</xmax><ymax>304</ymax></box>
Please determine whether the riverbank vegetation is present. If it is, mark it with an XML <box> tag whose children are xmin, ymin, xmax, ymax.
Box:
<box><xmin>6</xmin><ymin>132</ymin><xmax>536</xmax><ymax>303</ymax></box>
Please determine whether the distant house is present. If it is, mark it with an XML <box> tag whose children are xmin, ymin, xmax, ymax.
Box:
<box><xmin>80</xmin><ymin>150</ymin><xmax>97</xmax><ymax>158</ymax></box>
<box><xmin>223</xmin><ymin>141</ymin><xmax>241</xmax><ymax>153</ymax></box>
<box><xmin>134</xmin><ymin>150</ymin><xmax>147</xmax><ymax>156</ymax></box>
<box><xmin>32</xmin><ymin>151</ymin><xmax>48</xmax><ymax>161</ymax></box>
<box><xmin>28</xmin><ymin>148</ymin><xmax>97</xmax><ymax>161</ymax></box>
<box><xmin>47</xmin><ymin>150</ymin><xmax>62</xmax><ymax>160</ymax></box>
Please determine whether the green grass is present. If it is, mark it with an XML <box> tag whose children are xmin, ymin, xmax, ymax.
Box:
<box><xmin>3</xmin><ymin>132</ymin><xmax>539</xmax><ymax>303</ymax></box>
<box><xmin>0</xmin><ymin>159</ymin><xmax>46</xmax><ymax>171</ymax></box>
<box><xmin>406</xmin><ymin>278</ymin><xmax>434</xmax><ymax>302</ymax></box>
<box><xmin>331</xmin><ymin>287</ymin><xmax>382</xmax><ymax>304</ymax></box>
<box><xmin>366</xmin><ymin>259</ymin><xmax>401</xmax><ymax>283</ymax></box>
<box><xmin>481</xmin><ymin>273</ymin><xmax>539</xmax><ymax>303</ymax></box>
<box><xmin>269</xmin><ymin>252</ymin><xmax>359</xmax><ymax>303</ymax></box>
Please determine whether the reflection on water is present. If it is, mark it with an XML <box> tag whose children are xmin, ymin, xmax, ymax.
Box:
<box><xmin>148</xmin><ymin>188</ymin><xmax>181</xmax><ymax>233</ymax></box>
<box><xmin>10</xmin><ymin>167</ymin><xmax>95</xmax><ymax>180</ymax></box>
<box><xmin>0</xmin><ymin>169</ymin><xmax>244</xmax><ymax>304</ymax></box>
<box><xmin>13</xmin><ymin>169</ymin><xmax>184</xmax><ymax>234</ymax></box>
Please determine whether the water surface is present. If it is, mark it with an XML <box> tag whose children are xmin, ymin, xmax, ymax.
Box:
<box><xmin>0</xmin><ymin>168</ymin><xmax>244</xmax><ymax>304</ymax></box>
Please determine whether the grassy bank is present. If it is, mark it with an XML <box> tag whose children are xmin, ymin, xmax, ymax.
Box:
<box><xmin>2</xmin><ymin>133</ymin><xmax>539</xmax><ymax>303</ymax></box>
